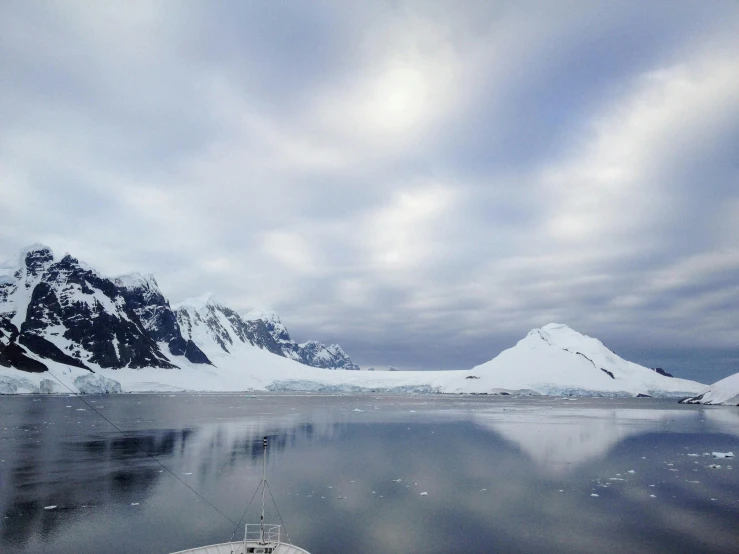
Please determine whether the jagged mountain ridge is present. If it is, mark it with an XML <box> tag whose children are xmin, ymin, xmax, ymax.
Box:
<box><xmin>114</xmin><ymin>273</ymin><xmax>211</xmax><ymax>365</ymax></box>
<box><xmin>175</xmin><ymin>295</ymin><xmax>285</xmax><ymax>358</ymax></box>
<box><xmin>244</xmin><ymin>310</ymin><xmax>360</xmax><ymax>370</ymax></box>
<box><xmin>0</xmin><ymin>246</ymin><xmax>181</xmax><ymax>372</ymax></box>
<box><xmin>174</xmin><ymin>300</ymin><xmax>361</xmax><ymax>370</ymax></box>
<box><xmin>0</xmin><ymin>245</ymin><xmax>360</xmax><ymax>374</ymax></box>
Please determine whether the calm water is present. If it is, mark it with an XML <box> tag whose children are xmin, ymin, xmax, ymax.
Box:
<box><xmin>0</xmin><ymin>394</ymin><xmax>738</xmax><ymax>554</ymax></box>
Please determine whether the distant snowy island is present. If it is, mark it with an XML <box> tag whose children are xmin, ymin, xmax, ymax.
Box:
<box><xmin>1</xmin><ymin>245</ymin><xmax>732</xmax><ymax>402</ymax></box>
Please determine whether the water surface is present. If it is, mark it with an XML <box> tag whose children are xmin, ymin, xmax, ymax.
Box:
<box><xmin>1</xmin><ymin>394</ymin><xmax>738</xmax><ymax>553</ymax></box>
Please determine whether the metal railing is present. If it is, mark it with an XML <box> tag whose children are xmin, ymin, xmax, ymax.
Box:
<box><xmin>243</xmin><ymin>524</ymin><xmax>281</xmax><ymax>545</ymax></box>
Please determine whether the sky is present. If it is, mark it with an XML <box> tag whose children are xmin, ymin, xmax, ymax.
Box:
<box><xmin>1</xmin><ymin>1</ymin><xmax>738</xmax><ymax>383</ymax></box>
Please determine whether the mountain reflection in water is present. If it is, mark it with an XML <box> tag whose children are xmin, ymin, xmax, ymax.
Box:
<box><xmin>0</xmin><ymin>395</ymin><xmax>737</xmax><ymax>554</ymax></box>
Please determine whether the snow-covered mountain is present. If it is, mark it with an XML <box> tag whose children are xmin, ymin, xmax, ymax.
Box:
<box><xmin>114</xmin><ymin>273</ymin><xmax>211</xmax><ymax>365</ymax></box>
<box><xmin>443</xmin><ymin>323</ymin><xmax>706</xmax><ymax>398</ymax></box>
<box><xmin>244</xmin><ymin>310</ymin><xmax>360</xmax><ymax>370</ymax></box>
<box><xmin>175</xmin><ymin>295</ymin><xmax>285</xmax><ymax>359</ymax></box>
<box><xmin>680</xmin><ymin>372</ymin><xmax>739</xmax><ymax>406</ymax></box>
<box><xmin>0</xmin><ymin>245</ymin><xmax>185</xmax><ymax>372</ymax></box>
<box><xmin>0</xmin><ymin>245</ymin><xmax>360</xmax><ymax>381</ymax></box>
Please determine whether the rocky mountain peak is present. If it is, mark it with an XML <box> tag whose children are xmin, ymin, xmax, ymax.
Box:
<box><xmin>21</xmin><ymin>244</ymin><xmax>54</xmax><ymax>277</ymax></box>
<box><xmin>246</xmin><ymin>309</ymin><xmax>360</xmax><ymax>370</ymax></box>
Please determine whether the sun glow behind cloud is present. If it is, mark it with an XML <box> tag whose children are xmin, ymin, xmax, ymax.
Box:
<box><xmin>1</xmin><ymin>1</ymin><xmax>738</xmax><ymax>380</ymax></box>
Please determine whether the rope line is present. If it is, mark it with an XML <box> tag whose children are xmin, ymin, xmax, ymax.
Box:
<box><xmin>266</xmin><ymin>481</ymin><xmax>291</xmax><ymax>545</ymax></box>
<box><xmin>229</xmin><ymin>480</ymin><xmax>262</xmax><ymax>542</ymax></box>
<box><xmin>46</xmin><ymin>370</ymin><xmax>239</xmax><ymax>529</ymax></box>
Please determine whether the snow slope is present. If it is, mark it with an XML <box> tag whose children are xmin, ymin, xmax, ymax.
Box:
<box><xmin>680</xmin><ymin>372</ymin><xmax>739</xmax><ymax>406</ymax></box>
<box><xmin>444</xmin><ymin>323</ymin><xmax>706</xmax><ymax>397</ymax></box>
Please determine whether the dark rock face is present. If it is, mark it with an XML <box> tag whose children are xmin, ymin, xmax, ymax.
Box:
<box><xmin>177</xmin><ymin>303</ymin><xmax>233</xmax><ymax>353</ymax></box>
<box><xmin>245</xmin><ymin>312</ymin><xmax>361</xmax><ymax>370</ymax></box>
<box><xmin>219</xmin><ymin>306</ymin><xmax>284</xmax><ymax>356</ymax></box>
<box><xmin>651</xmin><ymin>367</ymin><xmax>673</xmax><ymax>378</ymax></box>
<box><xmin>0</xmin><ymin>322</ymin><xmax>48</xmax><ymax>373</ymax></box>
<box><xmin>176</xmin><ymin>302</ymin><xmax>287</xmax><ymax>359</ymax></box>
<box><xmin>23</xmin><ymin>247</ymin><xmax>54</xmax><ymax>278</ymax></box>
<box><xmin>116</xmin><ymin>275</ymin><xmax>211</xmax><ymax>365</ymax></box>
<box><xmin>600</xmin><ymin>368</ymin><xmax>615</xmax><ymax>379</ymax></box>
<box><xmin>1</xmin><ymin>247</ymin><xmax>182</xmax><ymax>372</ymax></box>
<box><xmin>298</xmin><ymin>341</ymin><xmax>360</xmax><ymax>370</ymax></box>
<box><xmin>18</xmin><ymin>333</ymin><xmax>89</xmax><ymax>370</ymax></box>
<box><xmin>21</xmin><ymin>255</ymin><xmax>176</xmax><ymax>369</ymax></box>
<box><xmin>0</xmin><ymin>341</ymin><xmax>48</xmax><ymax>372</ymax></box>
<box><xmin>184</xmin><ymin>339</ymin><xmax>210</xmax><ymax>364</ymax></box>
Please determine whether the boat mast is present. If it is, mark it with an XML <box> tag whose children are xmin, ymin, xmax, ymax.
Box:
<box><xmin>260</xmin><ymin>436</ymin><xmax>267</xmax><ymax>544</ymax></box>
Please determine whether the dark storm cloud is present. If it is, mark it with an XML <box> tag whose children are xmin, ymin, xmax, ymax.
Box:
<box><xmin>1</xmin><ymin>1</ymin><xmax>738</xmax><ymax>381</ymax></box>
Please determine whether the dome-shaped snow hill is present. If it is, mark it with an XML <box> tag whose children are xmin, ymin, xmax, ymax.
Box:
<box><xmin>445</xmin><ymin>323</ymin><xmax>706</xmax><ymax>397</ymax></box>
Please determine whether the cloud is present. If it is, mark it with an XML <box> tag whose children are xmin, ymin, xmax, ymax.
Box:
<box><xmin>1</xmin><ymin>1</ymin><xmax>739</xmax><ymax>381</ymax></box>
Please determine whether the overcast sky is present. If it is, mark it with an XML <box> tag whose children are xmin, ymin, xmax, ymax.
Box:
<box><xmin>2</xmin><ymin>1</ymin><xmax>738</xmax><ymax>382</ymax></box>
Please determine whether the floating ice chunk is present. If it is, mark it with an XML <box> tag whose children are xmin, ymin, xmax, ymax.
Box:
<box><xmin>392</xmin><ymin>479</ymin><xmax>402</xmax><ymax>483</ymax></box>
<box><xmin>627</xmin><ymin>470</ymin><xmax>635</xmax><ymax>474</ymax></box>
<box><xmin>712</xmin><ymin>452</ymin><xmax>734</xmax><ymax>459</ymax></box>
<box><xmin>44</xmin><ymin>505</ymin><xmax>57</xmax><ymax>510</ymax></box>
<box><xmin>352</xmin><ymin>409</ymin><xmax>364</xmax><ymax>413</ymax></box>
<box><xmin>590</xmin><ymin>494</ymin><xmax>599</xmax><ymax>497</ymax></box>
<box><xmin>131</xmin><ymin>502</ymin><xmax>139</xmax><ymax>506</ymax></box>
<box><xmin>649</xmin><ymin>494</ymin><xmax>656</xmax><ymax>498</ymax></box>
<box><xmin>687</xmin><ymin>454</ymin><xmax>699</xmax><ymax>457</ymax></box>
<box><xmin>184</xmin><ymin>472</ymin><xmax>193</xmax><ymax>475</ymax></box>
<box><xmin>420</xmin><ymin>492</ymin><xmax>428</xmax><ymax>496</ymax></box>
<box><xmin>708</xmin><ymin>464</ymin><xmax>722</xmax><ymax>469</ymax></box>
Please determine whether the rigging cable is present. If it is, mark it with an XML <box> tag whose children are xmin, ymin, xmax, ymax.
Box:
<box><xmin>229</xmin><ymin>480</ymin><xmax>262</xmax><ymax>542</ymax></box>
<box><xmin>266</xmin><ymin>480</ymin><xmax>292</xmax><ymax>545</ymax></box>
